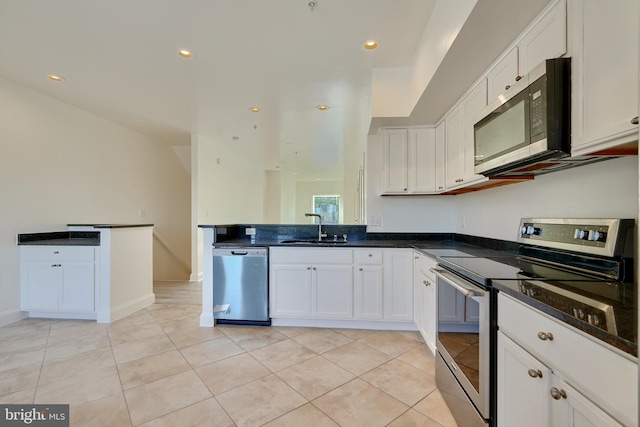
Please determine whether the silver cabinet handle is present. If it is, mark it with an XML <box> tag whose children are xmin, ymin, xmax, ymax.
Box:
<box><xmin>505</xmin><ymin>85</ymin><xmax>510</xmax><ymax>90</ymax></box>
<box><xmin>632</xmin><ymin>116</ymin><xmax>639</xmax><ymax>125</ymax></box>
<box><xmin>550</xmin><ymin>387</ymin><xmax>567</xmax><ymax>400</ymax></box>
<box><xmin>423</xmin><ymin>280</ymin><xmax>430</xmax><ymax>287</ymax></box>
<box><xmin>312</xmin><ymin>267</ymin><xmax>316</xmax><ymax>270</ymax></box>
<box><xmin>359</xmin><ymin>268</ymin><xmax>363</xmax><ymax>271</ymax></box>
<box><xmin>51</xmin><ymin>264</ymin><xmax>62</xmax><ymax>267</ymax></box>
<box><xmin>306</xmin><ymin>267</ymin><xmax>311</xmax><ymax>270</ymax></box>
<box><xmin>438</xmin><ymin>186</ymin><xmax>443</xmax><ymax>190</ymax></box>
<box><xmin>53</xmin><ymin>251</ymin><xmax>60</xmax><ymax>254</ymax></box>
<box><xmin>368</xmin><ymin>253</ymin><xmax>373</xmax><ymax>257</ymax></box>
<box><xmin>537</xmin><ymin>332</ymin><xmax>554</xmax><ymax>341</ymax></box>
<box><xmin>515</xmin><ymin>75</ymin><xmax>522</xmax><ymax>81</ymax></box>
<box><xmin>528</xmin><ymin>369</ymin><xmax>543</xmax><ymax>378</ymax></box>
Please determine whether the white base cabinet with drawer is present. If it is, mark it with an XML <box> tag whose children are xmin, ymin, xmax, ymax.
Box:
<box><xmin>20</xmin><ymin>246</ymin><xmax>98</xmax><ymax>318</ymax></box>
<box><xmin>354</xmin><ymin>249</ymin><xmax>384</xmax><ymax>320</ymax></box>
<box><xmin>497</xmin><ymin>293</ymin><xmax>637</xmax><ymax>427</ymax></box>
<box><xmin>269</xmin><ymin>247</ymin><xmax>416</xmax><ymax>330</ymax></box>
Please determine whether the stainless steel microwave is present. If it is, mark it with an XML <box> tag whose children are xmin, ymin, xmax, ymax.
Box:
<box><xmin>473</xmin><ymin>58</ymin><xmax>571</xmax><ymax>177</ymax></box>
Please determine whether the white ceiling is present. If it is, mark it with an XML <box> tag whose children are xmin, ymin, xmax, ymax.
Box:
<box><xmin>0</xmin><ymin>0</ymin><xmax>550</xmax><ymax>182</ymax></box>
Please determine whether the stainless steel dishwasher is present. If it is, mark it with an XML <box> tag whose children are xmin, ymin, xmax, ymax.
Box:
<box><xmin>212</xmin><ymin>247</ymin><xmax>270</xmax><ymax>325</ymax></box>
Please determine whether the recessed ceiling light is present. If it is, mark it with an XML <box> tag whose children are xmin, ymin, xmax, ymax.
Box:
<box><xmin>249</xmin><ymin>107</ymin><xmax>261</xmax><ymax>112</ymax></box>
<box><xmin>363</xmin><ymin>40</ymin><xmax>378</xmax><ymax>50</ymax></box>
<box><xmin>177</xmin><ymin>49</ymin><xmax>193</xmax><ymax>59</ymax></box>
<box><xmin>316</xmin><ymin>105</ymin><xmax>329</xmax><ymax>111</ymax></box>
<box><xmin>48</xmin><ymin>75</ymin><xmax>64</xmax><ymax>82</ymax></box>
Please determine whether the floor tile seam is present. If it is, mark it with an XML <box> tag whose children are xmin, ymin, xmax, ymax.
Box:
<box><xmin>354</xmin><ymin>373</ymin><xmax>426</xmax><ymax>408</ymax></box>
<box><xmin>191</xmin><ymin>354</ymin><xmax>271</xmax><ymax>398</ymax></box>
<box><xmin>244</xmin><ymin>347</ymin><xmax>289</xmax><ymax>375</ymax></box>
<box><xmin>129</xmin><ymin>393</ymin><xmax>214</xmax><ymax>427</ymax></box>
<box><xmin>273</xmin><ymin>364</ymin><xmax>356</xmax><ymax>403</ymax></box>
<box><xmin>409</xmin><ymin>388</ymin><xmax>448</xmax><ymax>425</ymax></box>
<box><xmin>105</xmin><ymin>325</ymin><xmax>136</xmax><ymax>427</ymax></box>
<box><xmin>107</xmin><ymin>329</ymin><xmax>168</xmax><ymax>348</ymax></box>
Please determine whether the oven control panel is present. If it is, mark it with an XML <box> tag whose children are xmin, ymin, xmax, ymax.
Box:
<box><xmin>519</xmin><ymin>222</ymin><xmax>608</xmax><ymax>247</ymax></box>
<box><xmin>516</xmin><ymin>218</ymin><xmax>633</xmax><ymax>258</ymax></box>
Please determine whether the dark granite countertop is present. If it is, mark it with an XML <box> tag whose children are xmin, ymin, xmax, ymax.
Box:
<box><xmin>17</xmin><ymin>231</ymin><xmax>100</xmax><ymax>246</ymax></box>
<box><xmin>494</xmin><ymin>280</ymin><xmax>637</xmax><ymax>357</ymax></box>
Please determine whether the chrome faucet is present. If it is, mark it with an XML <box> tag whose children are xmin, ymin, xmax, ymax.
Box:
<box><xmin>305</xmin><ymin>213</ymin><xmax>325</xmax><ymax>241</ymax></box>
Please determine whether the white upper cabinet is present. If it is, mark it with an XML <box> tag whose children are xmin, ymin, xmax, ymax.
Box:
<box><xmin>487</xmin><ymin>0</ymin><xmax>567</xmax><ymax>102</ymax></box>
<box><xmin>381</xmin><ymin>128</ymin><xmax>409</xmax><ymax>194</ymax></box>
<box><xmin>381</xmin><ymin>127</ymin><xmax>439</xmax><ymax>195</ymax></box>
<box><xmin>445</xmin><ymin>79</ymin><xmax>489</xmax><ymax>190</ymax></box>
<box><xmin>568</xmin><ymin>0</ymin><xmax>639</xmax><ymax>156</ymax></box>
<box><xmin>434</xmin><ymin>121</ymin><xmax>446</xmax><ymax>192</ymax></box>
<box><xmin>409</xmin><ymin>127</ymin><xmax>438</xmax><ymax>193</ymax></box>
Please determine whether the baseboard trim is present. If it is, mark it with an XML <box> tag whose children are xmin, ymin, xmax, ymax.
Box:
<box><xmin>100</xmin><ymin>293</ymin><xmax>155</xmax><ymax>323</ymax></box>
<box><xmin>270</xmin><ymin>318</ymin><xmax>419</xmax><ymax>331</ymax></box>
<box><xmin>0</xmin><ymin>308</ymin><xmax>28</xmax><ymax>327</ymax></box>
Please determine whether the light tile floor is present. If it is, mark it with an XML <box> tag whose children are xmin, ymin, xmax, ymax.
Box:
<box><xmin>0</xmin><ymin>282</ymin><xmax>458</xmax><ymax>427</ymax></box>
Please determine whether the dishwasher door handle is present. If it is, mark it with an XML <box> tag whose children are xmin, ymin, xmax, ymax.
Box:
<box><xmin>231</xmin><ymin>251</ymin><xmax>249</xmax><ymax>256</ymax></box>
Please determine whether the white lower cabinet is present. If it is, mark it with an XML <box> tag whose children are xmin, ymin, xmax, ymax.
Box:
<box><xmin>498</xmin><ymin>331</ymin><xmax>552</xmax><ymax>427</ymax></box>
<box><xmin>313</xmin><ymin>265</ymin><xmax>353</xmax><ymax>318</ymax></box>
<box><xmin>21</xmin><ymin>247</ymin><xmax>96</xmax><ymax>314</ymax></box>
<box><xmin>413</xmin><ymin>251</ymin><xmax>437</xmax><ymax>354</ymax></box>
<box><xmin>355</xmin><ymin>249</ymin><xmax>384</xmax><ymax>320</ymax></box>
<box><xmin>269</xmin><ymin>248</ymin><xmax>353</xmax><ymax>319</ymax></box>
<box><xmin>383</xmin><ymin>249</ymin><xmax>413</xmax><ymax>321</ymax></box>
<box><xmin>498</xmin><ymin>293</ymin><xmax>637</xmax><ymax>427</ymax></box>
<box><xmin>270</xmin><ymin>247</ymin><xmax>415</xmax><ymax>326</ymax></box>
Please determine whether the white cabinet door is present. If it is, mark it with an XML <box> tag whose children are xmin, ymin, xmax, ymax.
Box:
<box><xmin>434</xmin><ymin>121</ymin><xmax>446</xmax><ymax>192</ymax></box>
<box><xmin>383</xmin><ymin>249</ymin><xmax>413</xmax><ymax>321</ymax></box>
<box><xmin>413</xmin><ymin>253</ymin><xmax>422</xmax><ymax>328</ymax></box>
<box><xmin>269</xmin><ymin>264</ymin><xmax>313</xmax><ymax>317</ymax></box>
<box><xmin>498</xmin><ymin>332</ymin><xmax>551</xmax><ymax>427</ymax></box>
<box><xmin>569</xmin><ymin>0</ymin><xmax>639</xmax><ymax>156</ymax></box>
<box><xmin>21</xmin><ymin>246</ymin><xmax>96</xmax><ymax>314</ymax></box>
<box><xmin>518</xmin><ymin>0</ymin><xmax>567</xmax><ymax>76</ymax></box>
<box><xmin>409</xmin><ymin>127</ymin><xmax>437</xmax><ymax>193</ymax></box>
<box><xmin>382</xmin><ymin>128</ymin><xmax>409</xmax><ymax>193</ymax></box>
<box><xmin>60</xmin><ymin>262</ymin><xmax>95</xmax><ymax>312</ymax></box>
<box><xmin>550</xmin><ymin>377</ymin><xmax>624</xmax><ymax>427</ymax></box>
<box><xmin>487</xmin><ymin>47</ymin><xmax>520</xmax><ymax>102</ymax></box>
<box><xmin>421</xmin><ymin>274</ymin><xmax>436</xmax><ymax>353</ymax></box>
<box><xmin>23</xmin><ymin>262</ymin><xmax>62</xmax><ymax>311</ymax></box>
<box><xmin>460</xmin><ymin>79</ymin><xmax>488</xmax><ymax>184</ymax></box>
<box><xmin>313</xmin><ymin>265</ymin><xmax>353</xmax><ymax>319</ymax></box>
<box><xmin>354</xmin><ymin>264</ymin><xmax>384</xmax><ymax>320</ymax></box>
<box><xmin>445</xmin><ymin>106</ymin><xmax>464</xmax><ymax>188</ymax></box>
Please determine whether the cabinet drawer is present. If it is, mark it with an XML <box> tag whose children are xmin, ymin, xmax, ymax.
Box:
<box><xmin>498</xmin><ymin>293</ymin><xmax>637</xmax><ymax>425</ymax></box>
<box><xmin>270</xmin><ymin>247</ymin><xmax>353</xmax><ymax>264</ymax></box>
<box><xmin>354</xmin><ymin>249</ymin><xmax>383</xmax><ymax>265</ymax></box>
<box><xmin>21</xmin><ymin>246</ymin><xmax>95</xmax><ymax>262</ymax></box>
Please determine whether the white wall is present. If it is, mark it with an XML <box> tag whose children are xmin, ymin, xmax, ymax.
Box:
<box><xmin>367</xmin><ymin>134</ymin><xmax>638</xmax><ymax>237</ymax></box>
<box><xmin>196</xmin><ymin>133</ymin><xmax>266</xmax><ymax>225</ymax></box>
<box><xmin>0</xmin><ymin>77</ymin><xmax>191</xmax><ymax>325</ymax></box>
<box><xmin>455</xmin><ymin>156</ymin><xmax>639</xmax><ymax>240</ymax></box>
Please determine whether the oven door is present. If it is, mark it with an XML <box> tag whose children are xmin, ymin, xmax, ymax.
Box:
<box><xmin>433</xmin><ymin>267</ymin><xmax>490</xmax><ymax>423</ymax></box>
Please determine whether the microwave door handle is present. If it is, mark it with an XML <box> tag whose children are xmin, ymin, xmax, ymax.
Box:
<box><xmin>430</xmin><ymin>267</ymin><xmax>483</xmax><ymax>297</ymax></box>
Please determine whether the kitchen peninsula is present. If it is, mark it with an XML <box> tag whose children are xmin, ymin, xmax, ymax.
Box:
<box><xmin>18</xmin><ymin>224</ymin><xmax>154</xmax><ymax>323</ymax></box>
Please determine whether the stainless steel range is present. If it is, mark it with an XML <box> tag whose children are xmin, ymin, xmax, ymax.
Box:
<box><xmin>432</xmin><ymin>218</ymin><xmax>635</xmax><ymax>427</ymax></box>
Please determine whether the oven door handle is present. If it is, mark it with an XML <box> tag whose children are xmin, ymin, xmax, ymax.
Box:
<box><xmin>430</xmin><ymin>267</ymin><xmax>484</xmax><ymax>297</ymax></box>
